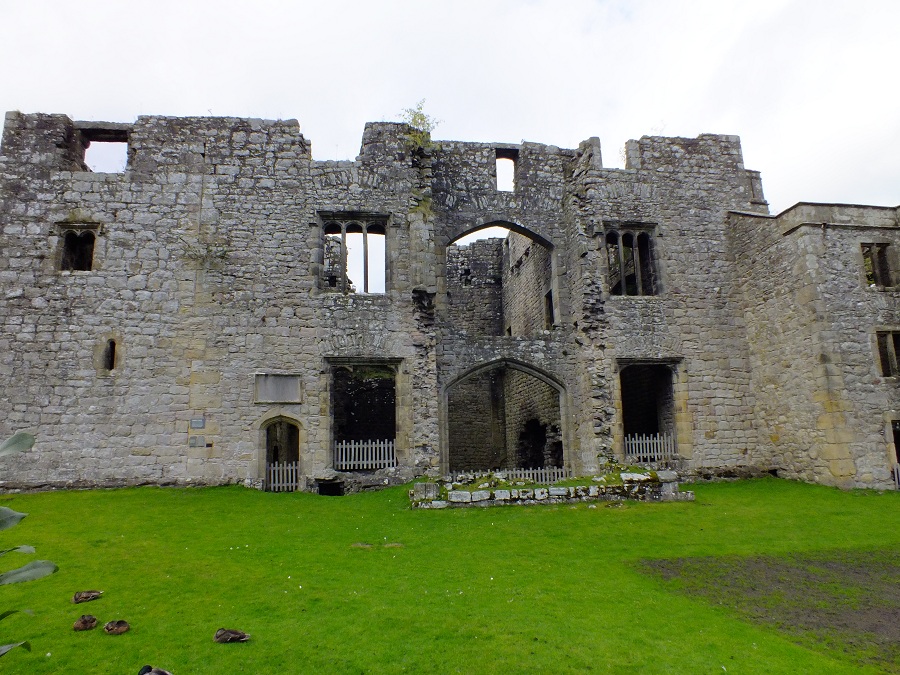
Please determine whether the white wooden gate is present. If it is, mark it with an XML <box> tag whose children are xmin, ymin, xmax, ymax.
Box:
<box><xmin>333</xmin><ymin>439</ymin><xmax>397</xmax><ymax>471</ymax></box>
<box><xmin>624</xmin><ymin>433</ymin><xmax>678</xmax><ymax>467</ymax></box>
<box><xmin>266</xmin><ymin>461</ymin><xmax>300</xmax><ymax>492</ymax></box>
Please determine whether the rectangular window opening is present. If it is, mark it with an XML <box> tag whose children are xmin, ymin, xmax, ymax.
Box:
<box><xmin>877</xmin><ymin>331</ymin><xmax>900</xmax><ymax>376</ymax></box>
<box><xmin>495</xmin><ymin>148</ymin><xmax>518</xmax><ymax>192</ymax></box>
<box><xmin>862</xmin><ymin>243</ymin><xmax>892</xmax><ymax>288</ymax></box>
<box><xmin>79</xmin><ymin>127</ymin><xmax>130</xmax><ymax>173</ymax></box>
<box><xmin>544</xmin><ymin>290</ymin><xmax>555</xmax><ymax>329</ymax></box>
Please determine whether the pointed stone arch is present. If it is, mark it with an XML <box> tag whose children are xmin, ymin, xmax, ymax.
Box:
<box><xmin>444</xmin><ymin>219</ymin><xmax>563</xmax><ymax>336</ymax></box>
<box><xmin>439</xmin><ymin>358</ymin><xmax>571</xmax><ymax>474</ymax></box>
<box><xmin>256</xmin><ymin>412</ymin><xmax>305</xmax><ymax>484</ymax></box>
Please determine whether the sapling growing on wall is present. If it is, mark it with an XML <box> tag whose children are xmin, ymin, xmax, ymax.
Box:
<box><xmin>399</xmin><ymin>99</ymin><xmax>440</xmax><ymax>152</ymax></box>
<box><xmin>0</xmin><ymin>432</ymin><xmax>58</xmax><ymax>657</ymax></box>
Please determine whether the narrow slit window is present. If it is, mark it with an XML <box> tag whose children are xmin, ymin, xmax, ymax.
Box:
<box><xmin>103</xmin><ymin>339</ymin><xmax>117</xmax><ymax>371</ymax></box>
<box><xmin>544</xmin><ymin>290</ymin><xmax>555</xmax><ymax>329</ymax></box>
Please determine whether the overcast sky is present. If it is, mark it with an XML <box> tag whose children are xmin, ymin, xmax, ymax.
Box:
<box><xmin>1</xmin><ymin>0</ymin><xmax>897</xmax><ymax>215</ymax></box>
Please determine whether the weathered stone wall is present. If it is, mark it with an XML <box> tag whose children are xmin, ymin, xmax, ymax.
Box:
<box><xmin>502</xmin><ymin>231</ymin><xmax>553</xmax><ymax>336</ymax></box>
<box><xmin>732</xmin><ymin>204</ymin><xmax>900</xmax><ymax>488</ymax></box>
<box><xmin>503</xmin><ymin>368</ymin><xmax>561</xmax><ymax>467</ymax></box>
<box><xmin>1</xmin><ymin>111</ymin><xmax>897</xmax><ymax>490</ymax></box>
<box><xmin>447</xmin><ymin>369</ymin><xmax>506</xmax><ymax>470</ymax></box>
<box><xmin>445</xmin><ymin>239</ymin><xmax>503</xmax><ymax>336</ymax></box>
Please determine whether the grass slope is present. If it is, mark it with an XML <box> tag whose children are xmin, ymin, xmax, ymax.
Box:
<box><xmin>0</xmin><ymin>478</ymin><xmax>898</xmax><ymax>674</ymax></box>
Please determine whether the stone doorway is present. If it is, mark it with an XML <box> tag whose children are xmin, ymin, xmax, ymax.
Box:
<box><xmin>446</xmin><ymin>361</ymin><xmax>564</xmax><ymax>473</ymax></box>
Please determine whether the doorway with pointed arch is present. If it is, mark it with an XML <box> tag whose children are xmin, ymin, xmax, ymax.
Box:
<box><xmin>444</xmin><ymin>360</ymin><xmax>566</xmax><ymax>474</ymax></box>
<box><xmin>263</xmin><ymin>417</ymin><xmax>300</xmax><ymax>491</ymax></box>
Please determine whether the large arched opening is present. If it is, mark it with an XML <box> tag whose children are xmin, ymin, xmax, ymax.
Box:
<box><xmin>443</xmin><ymin>360</ymin><xmax>566</xmax><ymax>474</ymax></box>
<box><xmin>445</xmin><ymin>221</ymin><xmax>559</xmax><ymax>338</ymax></box>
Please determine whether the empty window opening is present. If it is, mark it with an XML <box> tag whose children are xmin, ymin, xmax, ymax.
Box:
<box><xmin>103</xmin><ymin>339</ymin><xmax>116</xmax><ymax>371</ymax></box>
<box><xmin>447</xmin><ymin>364</ymin><xmax>563</xmax><ymax>472</ymax></box>
<box><xmin>863</xmin><ymin>243</ymin><xmax>893</xmax><ymax>288</ymax></box>
<box><xmin>79</xmin><ymin>126</ymin><xmax>130</xmax><ymax>173</ymax></box>
<box><xmin>605</xmin><ymin>226</ymin><xmax>658</xmax><ymax>296</ymax></box>
<box><xmin>84</xmin><ymin>141</ymin><xmax>128</xmax><ymax>173</ymax></box>
<box><xmin>322</xmin><ymin>215</ymin><xmax>386</xmax><ymax>294</ymax></box>
<box><xmin>877</xmin><ymin>331</ymin><xmax>900</xmax><ymax>376</ymax></box>
<box><xmin>544</xmin><ymin>290</ymin><xmax>555</xmax><ymax>329</ymax></box>
<box><xmin>447</xmin><ymin>226</ymin><xmax>554</xmax><ymax>338</ymax></box>
<box><xmin>60</xmin><ymin>230</ymin><xmax>96</xmax><ymax>271</ymax></box>
<box><xmin>495</xmin><ymin>156</ymin><xmax>516</xmax><ymax>192</ymax></box>
<box><xmin>265</xmin><ymin>420</ymin><xmax>300</xmax><ymax>465</ymax></box>
<box><xmin>331</xmin><ymin>364</ymin><xmax>397</xmax><ymax>471</ymax></box>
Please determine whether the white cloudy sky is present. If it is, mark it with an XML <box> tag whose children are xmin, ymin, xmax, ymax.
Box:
<box><xmin>1</xmin><ymin>0</ymin><xmax>897</xmax><ymax>215</ymax></box>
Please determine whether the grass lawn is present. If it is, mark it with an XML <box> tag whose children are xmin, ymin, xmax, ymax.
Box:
<box><xmin>1</xmin><ymin>478</ymin><xmax>898</xmax><ymax>674</ymax></box>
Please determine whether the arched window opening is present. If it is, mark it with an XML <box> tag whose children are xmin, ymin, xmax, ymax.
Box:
<box><xmin>60</xmin><ymin>230</ymin><xmax>96</xmax><ymax>271</ymax></box>
<box><xmin>320</xmin><ymin>214</ymin><xmax>387</xmax><ymax>294</ymax></box>
<box><xmin>447</xmin><ymin>224</ymin><xmax>554</xmax><ymax>337</ymax></box>
<box><xmin>447</xmin><ymin>363</ymin><xmax>563</xmax><ymax>472</ymax></box>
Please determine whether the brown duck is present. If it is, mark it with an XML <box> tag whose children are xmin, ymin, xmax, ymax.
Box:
<box><xmin>72</xmin><ymin>590</ymin><xmax>103</xmax><ymax>603</ymax></box>
<box><xmin>104</xmin><ymin>619</ymin><xmax>130</xmax><ymax>635</ymax></box>
<box><xmin>73</xmin><ymin>614</ymin><xmax>98</xmax><ymax>631</ymax></box>
<box><xmin>214</xmin><ymin>628</ymin><xmax>250</xmax><ymax>643</ymax></box>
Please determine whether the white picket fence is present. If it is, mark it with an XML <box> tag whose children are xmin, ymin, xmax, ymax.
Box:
<box><xmin>450</xmin><ymin>466</ymin><xmax>571</xmax><ymax>484</ymax></box>
<box><xmin>266</xmin><ymin>461</ymin><xmax>301</xmax><ymax>492</ymax></box>
<box><xmin>334</xmin><ymin>439</ymin><xmax>397</xmax><ymax>471</ymax></box>
<box><xmin>624</xmin><ymin>433</ymin><xmax>678</xmax><ymax>467</ymax></box>
<box><xmin>892</xmin><ymin>464</ymin><xmax>900</xmax><ymax>489</ymax></box>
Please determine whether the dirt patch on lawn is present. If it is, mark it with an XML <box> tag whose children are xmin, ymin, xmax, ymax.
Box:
<box><xmin>640</xmin><ymin>549</ymin><xmax>900</xmax><ymax>672</ymax></box>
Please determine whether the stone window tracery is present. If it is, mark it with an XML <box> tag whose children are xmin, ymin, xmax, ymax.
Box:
<box><xmin>604</xmin><ymin>225</ymin><xmax>657</xmax><ymax>296</ymax></box>
<box><xmin>320</xmin><ymin>213</ymin><xmax>387</xmax><ymax>294</ymax></box>
<box><xmin>59</xmin><ymin>228</ymin><xmax>97</xmax><ymax>271</ymax></box>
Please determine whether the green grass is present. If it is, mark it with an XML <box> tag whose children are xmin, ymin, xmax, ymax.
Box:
<box><xmin>1</xmin><ymin>478</ymin><xmax>898</xmax><ymax>674</ymax></box>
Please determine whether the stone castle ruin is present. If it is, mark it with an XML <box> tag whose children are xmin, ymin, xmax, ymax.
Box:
<box><xmin>1</xmin><ymin>111</ymin><xmax>898</xmax><ymax>492</ymax></box>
